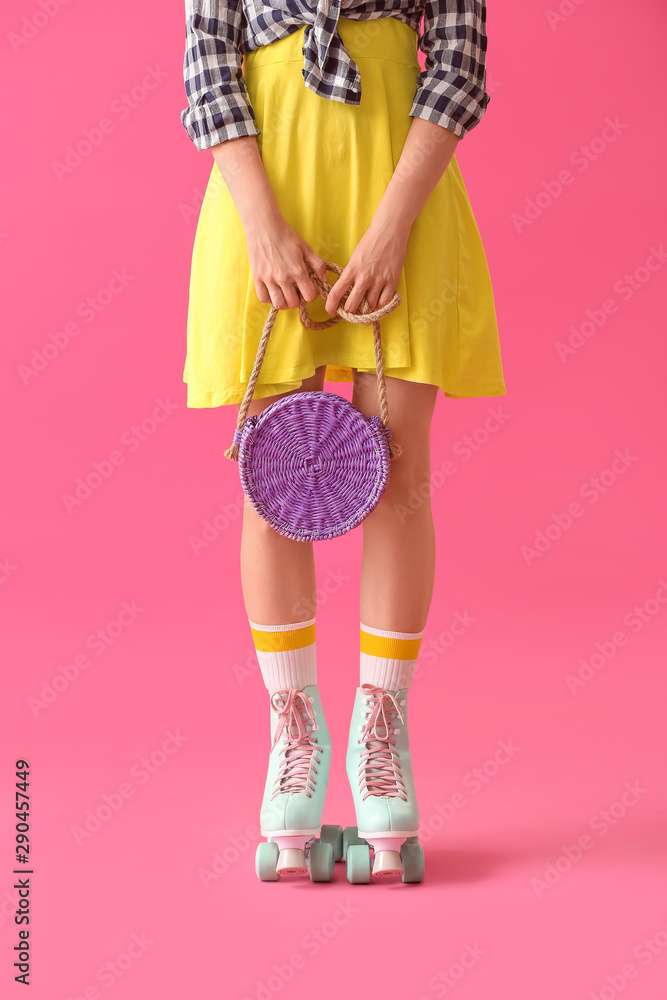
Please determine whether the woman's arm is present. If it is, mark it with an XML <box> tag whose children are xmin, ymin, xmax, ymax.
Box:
<box><xmin>181</xmin><ymin>0</ymin><xmax>282</xmax><ymax>235</ymax></box>
<box><xmin>211</xmin><ymin>135</ymin><xmax>329</xmax><ymax>308</ymax></box>
<box><xmin>324</xmin><ymin>0</ymin><xmax>490</xmax><ymax>315</ymax></box>
<box><xmin>181</xmin><ymin>0</ymin><xmax>260</xmax><ymax>149</ymax></box>
<box><xmin>209</xmin><ymin>136</ymin><xmax>283</xmax><ymax>232</ymax></box>
<box><xmin>409</xmin><ymin>0</ymin><xmax>491</xmax><ymax>140</ymax></box>
<box><xmin>324</xmin><ymin>117</ymin><xmax>460</xmax><ymax>316</ymax></box>
<box><xmin>181</xmin><ymin>2</ymin><xmax>328</xmax><ymax>307</ymax></box>
<box><xmin>372</xmin><ymin>116</ymin><xmax>460</xmax><ymax>234</ymax></box>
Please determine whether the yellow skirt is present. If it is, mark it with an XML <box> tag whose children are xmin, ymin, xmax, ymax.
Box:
<box><xmin>183</xmin><ymin>15</ymin><xmax>506</xmax><ymax>407</ymax></box>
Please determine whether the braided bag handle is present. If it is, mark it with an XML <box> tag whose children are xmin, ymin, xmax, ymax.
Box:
<box><xmin>224</xmin><ymin>260</ymin><xmax>403</xmax><ymax>461</ymax></box>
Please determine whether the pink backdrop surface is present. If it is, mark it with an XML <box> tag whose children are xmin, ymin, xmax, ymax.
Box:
<box><xmin>2</xmin><ymin>0</ymin><xmax>666</xmax><ymax>997</ymax></box>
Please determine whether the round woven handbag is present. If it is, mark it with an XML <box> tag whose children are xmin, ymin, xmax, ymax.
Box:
<box><xmin>224</xmin><ymin>260</ymin><xmax>403</xmax><ymax>542</ymax></box>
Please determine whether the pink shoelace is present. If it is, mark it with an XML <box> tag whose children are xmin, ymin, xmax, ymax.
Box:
<box><xmin>356</xmin><ymin>684</ymin><xmax>407</xmax><ymax>801</ymax></box>
<box><xmin>269</xmin><ymin>689</ymin><xmax>321</xmax><ymax>799</ymax></box>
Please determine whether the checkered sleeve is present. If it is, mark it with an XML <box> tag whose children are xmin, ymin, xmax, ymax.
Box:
<box><xmin>181</xmin><ymin>0</ymin><xmax>261</xmax><ymax>150</ymax></box>
<box><xmin>409</xmin><ymin>0</ymin><xmax>491</xmax><ymax>139</ymax></box>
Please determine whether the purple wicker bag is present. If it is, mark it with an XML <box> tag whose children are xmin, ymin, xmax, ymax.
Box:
<box><xmin>224</xmin><ymin>260</ymin><xmax>403</xmax><ymax>542</ymax></box>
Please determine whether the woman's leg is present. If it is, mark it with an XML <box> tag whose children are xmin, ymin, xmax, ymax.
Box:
<box><xmin>344</xmin><ymin>372</ymin><xmax>437</xmax><ymax>879</ymax></box>
<box><xmin>240</xmin><ymin>367</ymin><xmax>336</xmax><ymax>879</ymax></box>
<box><xmin>238</xmin><ymin>366</ymin><xmax>328</xmax><ymax>625</ymax></box>
<box><xmin>352</xmin><ymin>372</ymin><xmax>439</xmax><ymax>632</ymax></box>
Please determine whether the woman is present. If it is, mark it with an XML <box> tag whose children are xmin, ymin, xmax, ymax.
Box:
<box><xmin>180</xmin><ymin>0</ymin><xmax>506</xmax><ymax>883</ymax></box>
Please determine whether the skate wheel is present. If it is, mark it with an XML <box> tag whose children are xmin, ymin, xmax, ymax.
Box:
<box><xmin>256</xmin><ymin>841</ymin><xmax>280</xmax><ymax>881</ymax></box>
<box><xmin>342</xmin><ymin>825</ymin><xmax>367</xmax><ymax>861</ymax></box>
<box><xmin>400</xmin><ymin>842</ymin><xmax>424</xmax><ymax>884</ymax></box>
<box><xmin>320</xmin><ymin>824</ymin><xmax>344</xmax><ymax>862</ymax></box>
<box><xmin>309</xmin><ymin>841</ymin><xmax>335</xmax><ymax>882</ymax></box>
<box><xmin>346</xmin><ymin>843</ymin><xmax>371</xmax><ymax>884</ymax></box>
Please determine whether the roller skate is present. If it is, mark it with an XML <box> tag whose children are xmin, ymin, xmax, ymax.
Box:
<box><xmin>256</xmin><ymin>686</ymin><xmax>343</xmax><ymax>882</ymax></box>
<box><xmin>344</xmin><ymin>683</ymin><xmax>424</xmax><ymax>883</ymax></box>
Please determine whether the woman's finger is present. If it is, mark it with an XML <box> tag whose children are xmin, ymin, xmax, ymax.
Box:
<box><xmin>294</xmin><ymin>270</ymin><xmax>319</xmax><ymax>304</ymax></box>
<box><xmin>255</xmin><ymin>279</ymin><xmax>272</xmax><ymax>305</ymax></box>
<box><xmin>279</xmin><ymin>280</ymin><xmax>301</xmax><ymax>310</ymax></box>
<box><xmin>378</xmin><ymin>283</ymin><xmax>397</xmax><ymax>309</ymax></box>
<box><xmin>267</xmin><ymin>282</ymin><xmax>289</xmax><ymax>311</ymax></box>
<box><xmin>343</xmin><ymin>278</ymin><xmax>369</xmax><ymax>317</ymax></box>
<box><xmin>295</xmin><ymin>247</ymin><xmax>326</xmax><ymax>303</ymax></box>
<box><xmin>364</xmin><ymin>283</ymin><xmax>386</xmax><ymax>311</ymax></box>
<box><xmin>302</xmin><ymin>247</ymin><xmax>329</xmax><ymax>285</ymax></box>
<box><xmin>325</xmin><ymin>270</ymin><xmax>353</xmax><ymax>315</ymax></box>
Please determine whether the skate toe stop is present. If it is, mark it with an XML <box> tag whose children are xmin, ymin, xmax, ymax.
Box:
<box><xmin>372</xmin><ymin>850</ymin><xmax>403</xmax><ymax>877</ymax></box>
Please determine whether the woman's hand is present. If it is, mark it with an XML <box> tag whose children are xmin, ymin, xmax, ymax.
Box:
<box><xmin>245</xmin><ymin>216</ymin><xmax>329</xmax><ymax>311</ymax></box>
<box><xmin>324</xmin><ymin>218</ymin><xmax>410</xmax><ymax>316</ymax></box>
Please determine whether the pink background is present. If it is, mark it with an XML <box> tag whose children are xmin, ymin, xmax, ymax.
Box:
<box><xmin>2</xmin><ymin>0</ymin><xmax>667</xmax><ymax>997</ymax></box>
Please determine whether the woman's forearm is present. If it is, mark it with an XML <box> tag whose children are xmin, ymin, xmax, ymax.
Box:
<box><xmin>372</xmin><ymin>117</ymin><xmax>461</xmax><ymax>234</ymax></box>
<box><xmin>210</xmin><ymin>118</ymin><xmax>457</xmax><ymax>239</ymax></box>
<box><xmin>210</xmin><ymin>136</ymin><xmax>283</xmax><ymax>234</ymax></box>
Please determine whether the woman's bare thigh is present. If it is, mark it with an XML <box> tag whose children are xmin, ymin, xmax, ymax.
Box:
<box><xmin>351</xmin><ymin>370</ymin><xmax>438</xmax><ymax>461</ymax></box>
<box><xmin>237</xmin><ymin>365</ymin><xmax>328</xmax><ymax>420</ymax></box>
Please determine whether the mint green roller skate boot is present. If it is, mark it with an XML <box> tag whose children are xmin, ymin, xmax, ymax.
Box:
<box><xmin>256</xmin><ymin>686</ymin><xmax>342</xmax><ymax>882</ymax></box>
<box><xmin>344</xmin><ymin>683</ymin><xmax>424</xmax><ymax>883</ymax></box>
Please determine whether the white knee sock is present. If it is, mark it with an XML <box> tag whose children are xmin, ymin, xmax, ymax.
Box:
<box><xmin>248</xmin><ymin>616</ymin><xmax>317</xmax><ymax>691</ymax></box>
<box><xmin>359</xmin><ymin>621</ymin><xmax>424</xmax><ymax>690</ymax></box>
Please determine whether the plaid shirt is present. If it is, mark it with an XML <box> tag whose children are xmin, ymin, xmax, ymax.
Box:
<box><xmin>181</xmin><ymin>0</ymin><xmax>491</xmax><ymax>151</ymax></box>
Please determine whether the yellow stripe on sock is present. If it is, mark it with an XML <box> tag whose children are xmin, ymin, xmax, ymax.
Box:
<box><xmin>360</xmin><ymin>629</ymin><xmax>422</xmax><ymax>660</ymax></box>
<box><xmin>251</xmin><ymin>624</ymin><xmax>316</xmax><ymax>653</ymax></box>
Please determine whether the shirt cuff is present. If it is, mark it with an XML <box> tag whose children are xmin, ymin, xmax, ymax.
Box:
<box><xmin>408</xmin><ymin>90</ymin><xmax>490</xmax><ymax>141</ymax></box>
<box><xmin>181</xmin><ymin>96</ymin><xmax>261</xmax><ymax>151</ymax></box>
